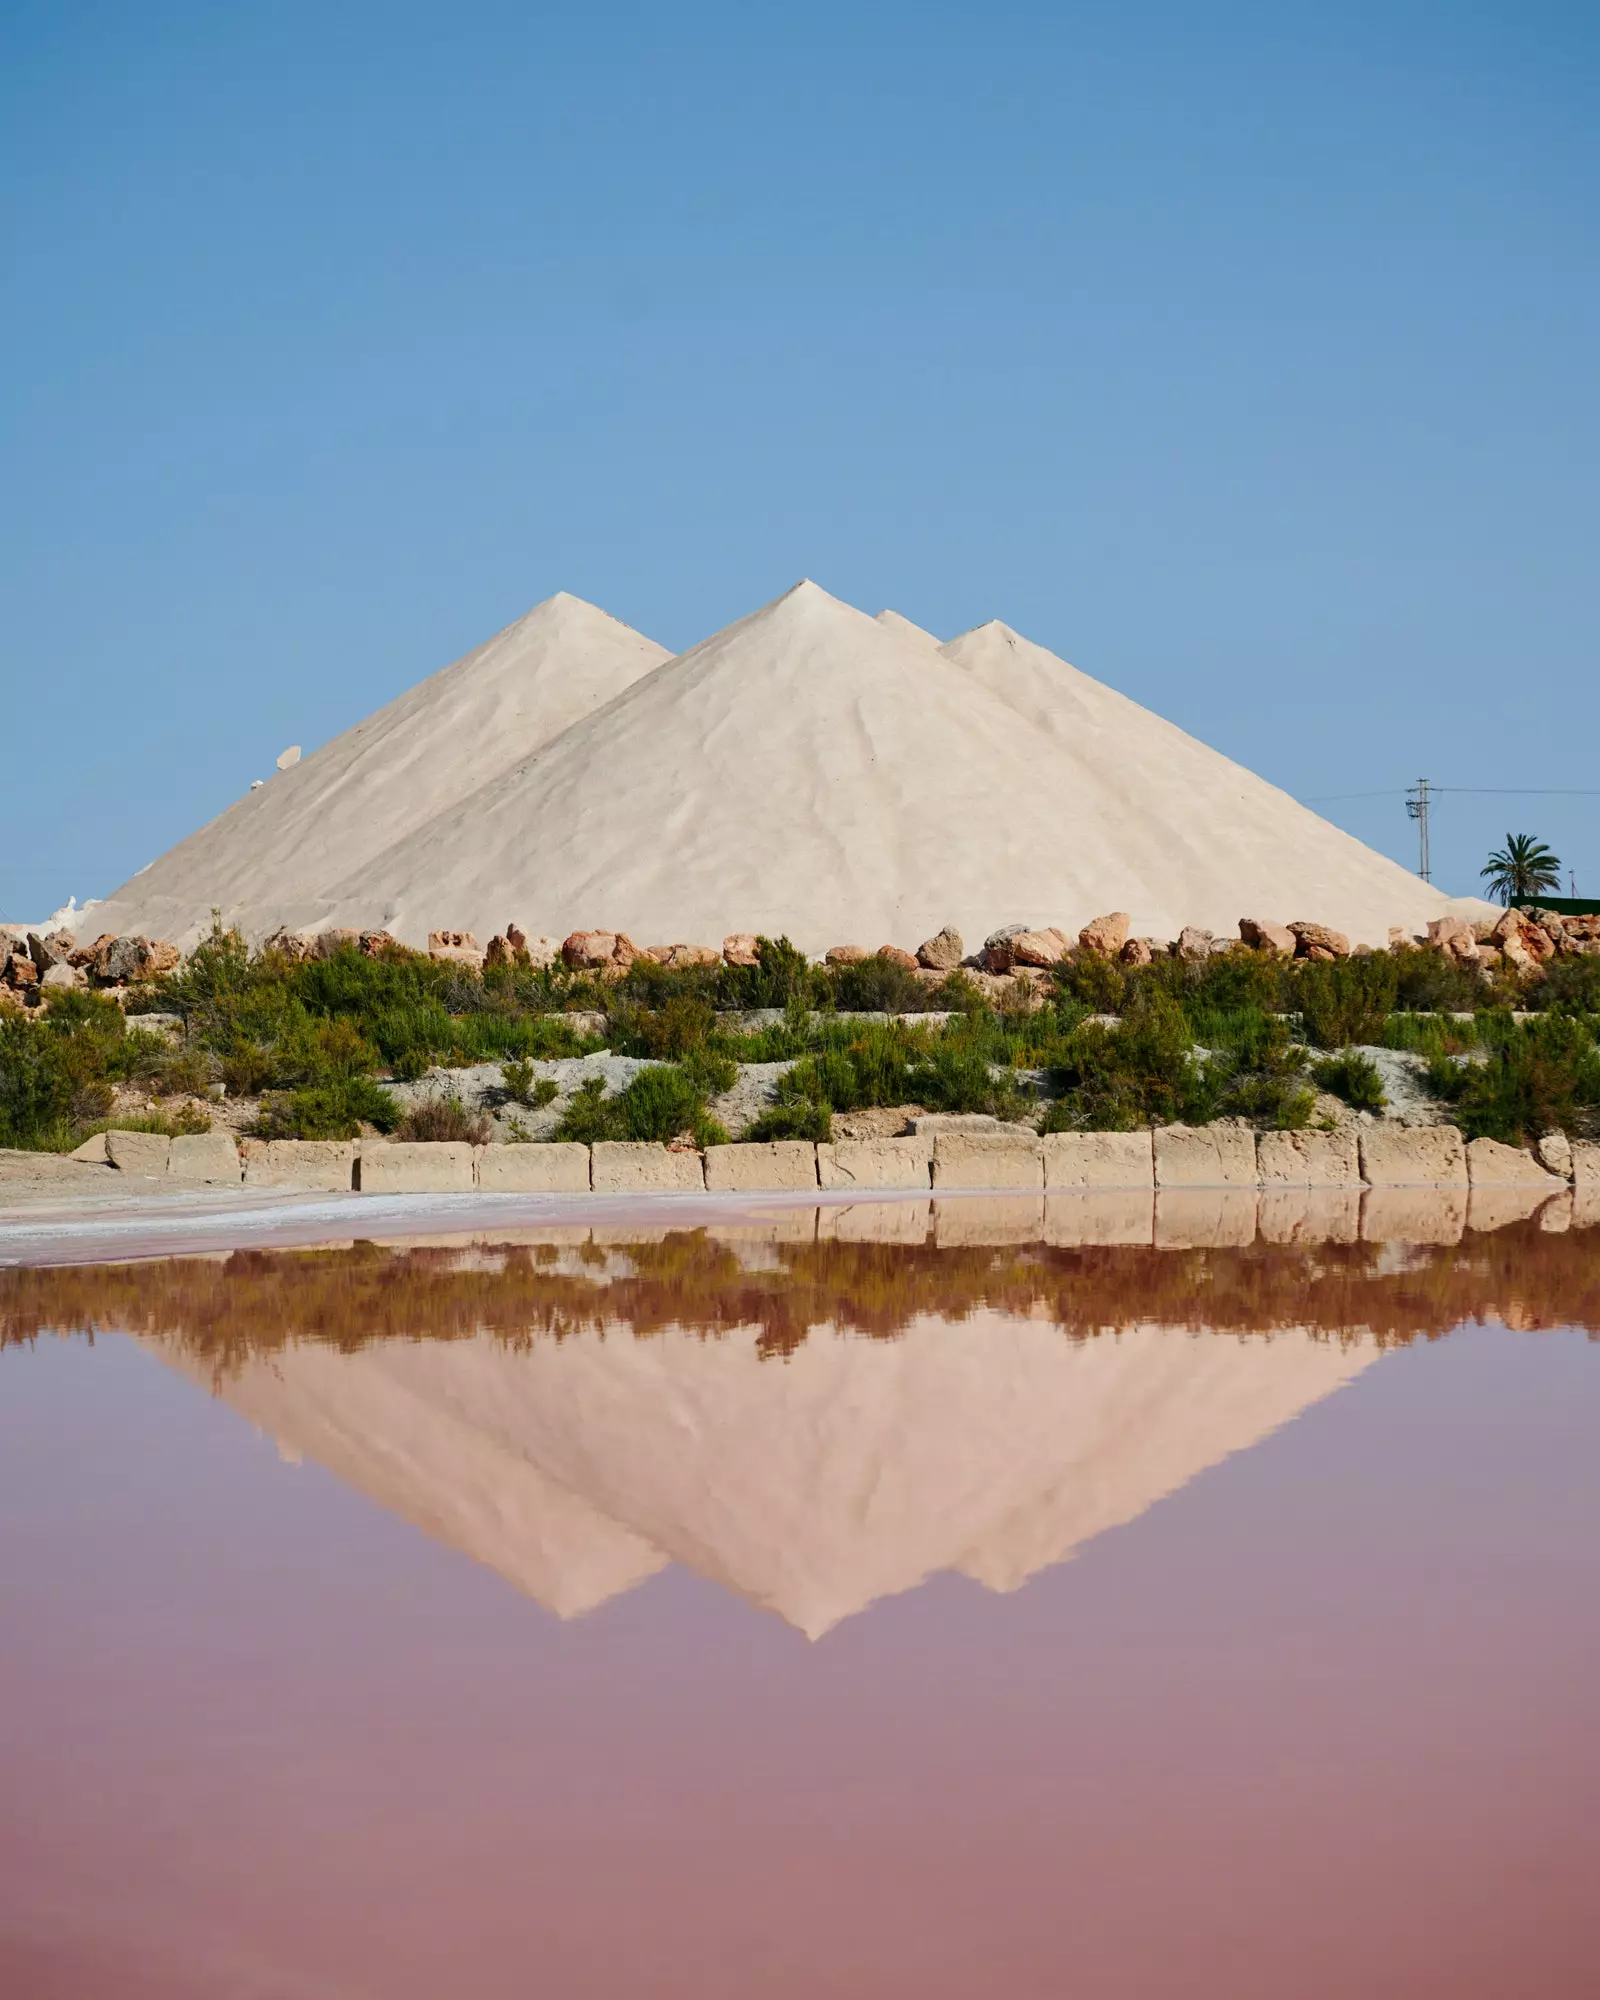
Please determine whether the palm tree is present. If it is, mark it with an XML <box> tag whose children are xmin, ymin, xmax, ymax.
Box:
<box><xmin>1480</xmin><ymin>833</ymin><xmax>1562</xmax><ymax>906</ymax></box>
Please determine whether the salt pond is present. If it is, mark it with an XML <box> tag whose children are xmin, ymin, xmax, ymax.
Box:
<box><xmin>1</xmin><ymin>1207</ymin><xmax>1596</xmax><ymax>1996</ymax></box>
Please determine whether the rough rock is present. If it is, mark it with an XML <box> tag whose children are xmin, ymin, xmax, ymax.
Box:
<box><xmin>825</xmin><ymin>945</ymin><xmax>868</xmax><ymax>966</ymax></box>
<box><xmin>104</xmin><ymin>1129</ymin><xmax>172</xmax><ymax>1176</ymax></box>
<box><xmin>524</xmin><ymin>935</ymin><xmax>564</xmax><ymax>970</ymax></box>
<box><xmin>1040</xmin><ymin>1129</ymin><xmax>1153</xmax><ymax>1190</ymax></box>
<box><xmin>312</xmin><ymin>929</ymin><xmax>362</xmax><ymax>959</ymax></box>
<box><xmin>915</xmin><ymin>927</ymin><xmax>964</xmax><ymax>971</ymax></box>
<box><xmin>1239</xmin><ymin>918</ymin><xmax>1296</xmax><ymax>958</ymax></box>
<box><xmin>69</xmin><ymin>933</ymin><xmax>117</xmax><ymax>969</ymax></box>
<box><xmin>1289</xmin><ymin>922</ymin><xmax>1351</xmax><ymax>959</ymax></box>
<box><xmin>1077</xmin><ymin>912</ymin><xmax>1131</xmax><ymax>957</ymax></box>
<box><xmin>1153</xmin><ymin>1124</ymin><xmax>1257</xmax><ymax>1187</ymax></box>
<box><xmin>1006</xmin><ymin>927</ymin><xmax>1073</xmax><ymax>968</ymax></box>
<box><xmin>4</xmin><ymin>951</ymin><xmax>38</xmax><ymax>989</ymax></box>
<box><xmin>722</xmin><ymin>934</ymin><xmax>760</xmax><ymax>968</ymax></box>
<box><xmin>1464</xmin><ymin>1136</ymin><xmax>1566</xmax><ymax>1189</ymax></box>
<box><xmin>816</xmin><ymin>1138</ymin><xmax>933</xmax><ymax>1190</ymax></box>
<box><xmin>1256</xmin><ymin>1127</ymin><xmax>1362</xmax><ymax>1187</ymax></box>
<box><xmin>1358</xmin><ymin>1124</ymin><xmax>1468</xmax><ymax>1185</ymax></box>
<box><xmin>877</xmin><ymin>945</ymin><xmax>919</xmax><ymax>971</ymax></box>
<box><xmin>168</xmin><ymin>1132</ymin><xmax>243</xmax><ymax>1185</ymax></box>
<box><xmin>429</xmin><ymin>930</ymin><xmax>484</xmax><ymax>966</ymax></box>
<box><xmin>1174</xmin><ymin>926</ymin><xmax>1212</xmax><ymax>963</ymax></box>
<box><xmin>1119</xmin><ymin>937</ymin><xmax>1153</xmax><ymax>967</ymax></box>
<box><xmin>704</xmin><ymin>1141</ymin><xmax>819</xmax><ymax>1192</ymax></box>
<box><xmin>1427</xmin><ymin>917</ymin><xmax>1478</xmax><ymax>961</ymax></box>
<box><xmin>41</xmin><ymin>962</ymin><xmax>86</xmax><ymax>990</ymax></box>
<box><xmin>101</xmin><ymin>935</ymin><xmax>152</xmax><ymax>983</ymax></box>
<box><xmin>1535</xmin><ymin>1133</ymin><xmax>1574</xmax><ymax>1180</ymax></box>
<box><xmin>665</xmin><ymin>944</ymin><xmax>720</xmax><ymax>969</ymax></box>
<box><xmin>562</xmin><ymin>931</ymin><xmax>629</xmax><ymax>970</ymax></box>
<box><xmin>27</xmin><ymin>930</ymin><xmax>74</xmax><ymax>971</ymax></box>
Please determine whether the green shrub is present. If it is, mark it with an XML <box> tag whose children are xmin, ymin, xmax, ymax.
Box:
<box><xmin>553</xmin><ymin>1066</ymin><xmax>728</xmax><ymax>1147</ymax></box>
<box><xmin>1311</xmin><ymin>1052</ymin><xmax>1387</xmax><ymax>1114</ymax></box>
<box><xmin>828</xmin><ymin>953</ymin><xmax>926</xmax><ymax>1014</ymax></box>
<box><xmin>1045</xmin><ymin>989</ymin><xmax>1210</xmax><ymax>1130</ymax></box>
<box><xmin>1380</xmin><ymin>1013</ymin><xmax>1480</xmax><ymax>1060</ymax></box>
<box><xmin>1388</xmin><ymin>945</ymin><xmax>1484</xmax><ymax>1014</ymax></box>
<box><xmin>745</xmin><ymin>1095</ymin><xmax>833</xmax><ymax>1142</ymax></box>
<box><xmin>501</xmin><ymin>1059</ymin><xmax>558</xmax><ymax>1110</ymax></box>
<box><xmin>721</xmin><ymin>937</ymin><xmax>818</xmax><ymax>1011</ymax></box>
<box><xmin>1295</xmin><ymin>954</ymin><xmax>1399</xmax><ymax>1048</ymax></box>
<box><xmin>256</xmin><ymin>1077</ymin><xmax>400</xmax><ymax>1140</ymax></box>
<box><xmin>1427</xmin><ymin>1015</ymin><xmax>1600</xmax><ymax>1145</ymax></box>
<box><xmin>1053</xmin><ymin>953</ymin><xmax>1127</xmax><ymax>1013</ymax></box>
<box><xmin>1534</xmin><ymin>955</ymin><xmax>1600</xmax><ymax>1017</ymax></box>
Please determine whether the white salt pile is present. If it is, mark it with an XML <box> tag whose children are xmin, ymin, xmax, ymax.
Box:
<box><xmin>90</xmin><ymin>592</ymin><xmax>668</xmax><ymax>944</ymax></box>
<box><xmin>91</xmin><ymin>578</ymin><xmax>1488</xmax><ymax>950</ymax></box>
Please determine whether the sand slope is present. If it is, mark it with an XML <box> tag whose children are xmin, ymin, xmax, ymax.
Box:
<box><xmin>146</xmin><ymin>1315</ymin><xmax>1378</xmax><ymax>1637</ymax></box>
<box><xmin>89</xmin><ymin>593</ymin><xmax>669</xmax><ymax>945</ymax></box>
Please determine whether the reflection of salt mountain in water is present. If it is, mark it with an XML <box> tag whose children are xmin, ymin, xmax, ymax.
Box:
<box><xmin>149</xmin><ymin>1317</ymin><xmax>1378</xmax><ymax>1637</ymax></box>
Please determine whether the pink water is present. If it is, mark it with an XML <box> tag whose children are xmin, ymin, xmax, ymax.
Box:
<box><xmin>1</xmin><ymin>1228</ymin><xmax>1597</xmax><ymax>1998</ymax></box>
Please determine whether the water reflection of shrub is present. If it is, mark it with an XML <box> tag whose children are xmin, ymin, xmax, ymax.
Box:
<box><xmin>5</xmin><ymin>1218</ymin><xmax>1597</xmax><ymax>1376</ymax></box>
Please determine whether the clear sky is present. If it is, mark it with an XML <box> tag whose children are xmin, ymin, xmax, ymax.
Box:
<box><xmin>3</xmin><ymin>0</ymin><xmax>1595</xmax><ymax>918</ymax></box>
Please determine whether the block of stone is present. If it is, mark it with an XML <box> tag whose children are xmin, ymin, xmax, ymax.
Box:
<box><xmin>1153</xmin><ymin>1124</ymin><xmax>1257</xmax><ymax>1188</ymax></box>
<box><xmin>1358</xmin><ymin>1125</ymin><xmax>1468</xmax><ymax>1186</ymax></box>
<box><xmin>1572</xmin><ymin>1141</ymin><xmax>1600</xmax><ymax>1191</ymax></box>
<box><xmin>1256</xmin><ymin>1128</ymin><xmax>1362</xmax><ymax>1187</ymax></box>
<box><xmin>1465</xmin><ymin>1136</ymin><xmax>1568</xmax><ymax>1189</ymax></box>
<box><xmin>1041</xmin><ymin>1129</ymin><xmax>1153</xmax><ymax>1190</ymax></box>
<box><xmin>241</xmin><ymin>1139</ymin><xmax>357</xmax><ymax>1191</ymax></box>
<box><xmin>816</xmin><ymin>1138</ymin><xmax>932</xmax><ymax>1191</ymax></box>
<box><xmin>703</xmin><ymin>1141</ymin><xmax>818</xmax><ymax>1192</ymax></box>
<box><xmin>1042</xmin><ymin>1191</ymin><xmax>1154</xmax><ymax>1246</ymax></box>
<box><xmin>591</xmin><ymin>1142</ymin><xmax>706</xmax><ymax>1193</ymax></box>
<box><xmin>931</xmin><ymin>1131</ymin><xmax>1044</xmax><ymax>1190</ymax></box>
<box><xmin>358</xmin><ymin>1141</ymin><xmax>476</xmax><ymax>1193</ymax></box>
<box><xmin>476</xmin><ymin>1143</ymin><xmax>591</xmax><ymax>1192</ymax></box>
<box><xmin>167</xmin><ymin>1133</ymin><xmax>242</xmax><ymax>1185</ymax></box>
<box><xmin>69</xmin><ymin>1131</ymin><xmax>109</xmax><ymax>1163</ymax></box>
<box><xmin>104</xmin><ymin>1129</ymin><xmax>171</xmax><ymax>1176</ymax></box>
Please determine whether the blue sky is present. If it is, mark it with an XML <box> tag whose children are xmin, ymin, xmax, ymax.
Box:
<box><xmin>3</xmin><ymin>0</ymin><xmax>1595</xmax><ymax>915</ymax></box>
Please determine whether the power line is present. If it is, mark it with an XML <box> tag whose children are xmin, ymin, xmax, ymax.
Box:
<box><xmin>1299</xmin><ymin>785</ymin><xmax>1600</xmax><ymax>804</ymax></box>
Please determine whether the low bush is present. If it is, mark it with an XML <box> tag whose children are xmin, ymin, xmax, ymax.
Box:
<box><xmin>398</xmin><ymin>1095</ymin><xmax>493</xmax><ymax>1144</ymax></box>
<box><xmin>1044</xmin><ymin>990</ymin><xmax>1210</xmax><ymax>1131</ymax></box>
<box><xmin>1295</xmin><ymin>954</ymin><xmax>1399</xmax><ymax>1049</ymax></box>
<box><xmin>256</xmin><ymin>1077</ymin><xmax>401</xmax><ymax>1141</ymax></box>
<box><xmin>827</xmin><ymin>953</ymin><xmax>928</xmax><ymax>1015</ymax></box>
<box><xmin>553</xmin><ymin>1067</ymin><xmax>728</xmax><ymax>1147</ymax></box>
<box><xmin>501</xmin><ymin>1059</ymin><xmax>559</xmax><ymax>1110</ymax></box>
<box><xmin>1426</xmin><ymin>1015</ymin><xmax>1600</xmax><ymax>1145</ymax></box>
<box><xmin>1532</xmin><ymin>954</ymin><xmax>1600</xmax><ymax>1017</ymax></box>
<box><xmin>744</xmin><ymin>1095</ymin><xmax>833</xmax><ymax>1142</ymax></box>
<box><xmin>1311</xmin><ymin>1051</ymin><xmax>1387</xmax><ymax>1114</ymax></box>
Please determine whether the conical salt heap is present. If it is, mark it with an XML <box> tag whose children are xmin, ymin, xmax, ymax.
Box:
<box><xmin>92</xmin><ymin>579</ymin><xmax>1485</xmax><ymax>949</ymax></box>
<box><xmin>90</xmin><ymin>592</ymin><xmax>669</xmax><ymax>944</ymax></box>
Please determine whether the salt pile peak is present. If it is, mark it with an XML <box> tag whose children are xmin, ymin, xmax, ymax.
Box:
<box><xmin>316</xmin><ymin>578</ymin><xmax>1190</xmax><ymax>950</ymax></box>
<box><xmin>90</xmin><ymin>592</ymin><xmax>670</xmax><ymax>944</ymax></box>
<box><xmin>875</xmin><ymin>607</ymin><xmax>940</xmax><ymax>644</ymax></box>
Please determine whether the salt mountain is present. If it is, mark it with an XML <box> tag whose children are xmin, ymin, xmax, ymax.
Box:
<box><xmin>93</xmin><ymin>580</ymin><xmax>1484</xmax><ymax>950</ymax></box>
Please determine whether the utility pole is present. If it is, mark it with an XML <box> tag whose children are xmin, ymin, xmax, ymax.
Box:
<box><xmin>1405</xmin><ymin>778</ymin><xmax>1432</xmax><ymax>883</ymax></box>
